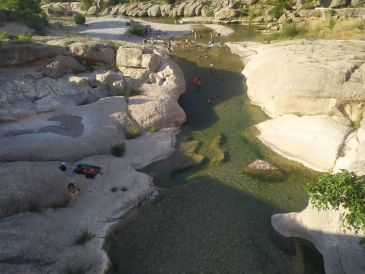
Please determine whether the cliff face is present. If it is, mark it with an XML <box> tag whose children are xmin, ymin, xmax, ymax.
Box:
<box><xmin>227</xmin><ymin>40</ymin><xmax>365</xmax><ymax>274</ymax></box>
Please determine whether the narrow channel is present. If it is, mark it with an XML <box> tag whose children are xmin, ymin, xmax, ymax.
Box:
<box><xmin>106</xmin><ymin>26</ymin><xmax>325</xmax><ymax>274</ymax></box>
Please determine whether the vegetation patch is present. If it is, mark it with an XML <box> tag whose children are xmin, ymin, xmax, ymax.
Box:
<box><xmin>128</xmin><ymin>25</ymin><xmax>146</xmax><ymax>37</ymax></box>
<box><xmin>0</xmin><ymin>32</ymin><xmax>32</xmax><ymax>42</ymax></box>
<box><xmin>74</xmin><ymin>14</ymin><xmax>86</xmax><ymax>25</ymax></box>
<box><xmin>148</xmin><ymin>126</ymin><xmax>159</xmax><ymax>133</ymax></box>
<box><xmin>266</xmin><ymin>0</ymin><xmax>295</xmax><ymax>19</ymax></box>
<box><xmin>125</xmin><ymin>127</ymin><xmax>142</xmax><ymax>139</ymax></box>
<box><xmin>120</xmin><ymin>186</ymin><xmax>128</xmax><ymax>192</ymax></box>
<box><xmin>307</xmin><ymin>170</ymin><xmax>365</xmax><ymax>233</ymax></box>
<box><xmin>80</xmin><ymin>0</ymin><xmax>93</xmax><ymax>11</ymax></box>
<box><xmin>208</xmin><ymin>134</ymin><xmax>226</xmax><ymax>164</ymax></box>
<box><xmin>111</xmin><ymin>143</ymin><xmax>125</xmax><ymax>157</ymax></box>
<box><xmin>110</xmin><ymin>187</ymin><xmax>118</xmax><ymax>192</ymax></box>
<box><xmin>74</xmin><ymin>229</ymin><xmax>94</xmax><ymax>245</ymax></box>
<box><xmin>0</xmin><ymin>0</ymin><xmax>48</xmax><ymax>33</ymax></box>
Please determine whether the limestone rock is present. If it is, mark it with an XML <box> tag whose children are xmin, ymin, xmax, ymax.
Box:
<box><xmin>215</xmin><ymin>8</ymin><xmax>237</xmax><ymax>20</ymax></box>
<box><xmin>69</xmin><ymin>42</ymin><xmax>115</xmax><ymax>65</ymax></box>
<box><xmin>96</xmin><ymin>70</ymin><xmax>125</xmax><ymax>95</ymax></box>
<box><xmin>272</xmin><ymin>203</ymin><xmax>365</xmax><ymax>274</ymax></box>
<box><xmin>110</xmin><ymin>5</ymin><xmax>121</xmax><ymax>15</ymax></box>
<box><xmin>177</xmin><ymin>2</ymin><xmax>187</xmax><ymax>16</ymax></box>
<box><xmin>141</xmin><ymin>53</ymin><xmax>162</xmax><ymax>72</ymax></box>
<box><xmin>334</xmin><ymin>116</ymin><xmax>365</xmax><ymax>175</ymax></box>
<box><xmin>116</xmin><ymin>47</ymin><xmax>143</xmax><ymax>68</ymax></box>
<box><xmin>42</xmin><ymin>55</ymin><xmax>85</xmax><ymax>79</ymax></box>
<box><xmin>234</xmin><ymin>40</ymin><xmax>365</xmax><ymax>118</ymax></box>
<box><xmin>128</xmin><ymin>96</ymin><xmax>186</xmax><ymax>129</ymax></box>
<box><xmin>256</xmin><ymin>115</ymin><xmax>351</xmax><ymax>172</ymax></box>
<box><xmin>244</xmin><ymin>159</ymin><xmax>284</xmax><ymax>180</ymax></box>
<box><xmin>87</xmin><ymin>6</ymin><xmax>100</xmax><ymax>15</ymax></box>
<box><xmin>0</xmin><ymin>43</ymin><xmax>66</xmax><ymax>66</ymax></box>
<box><xmin>148</xmin><ymin>4</ymin><xmax>161</xmax><ymax>17</ymax></box>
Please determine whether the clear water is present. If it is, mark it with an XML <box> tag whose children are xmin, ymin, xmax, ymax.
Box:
<box><xmin>106</xmin><ymin>26</ymin><xmax>325</xmax><ymax>274</ymax></box>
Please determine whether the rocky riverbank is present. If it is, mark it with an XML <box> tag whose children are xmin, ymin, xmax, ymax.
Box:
<box><xmin>227</xmin><ymin>39</ymin><xmax>365</xmax><ymax>274</ymax></box>
<box><xmin>0</xmin><ymin>38</ymin><xmax>185</xmax><ymax>273</ymax></box>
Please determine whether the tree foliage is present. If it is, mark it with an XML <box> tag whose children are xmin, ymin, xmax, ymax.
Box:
<box><xmin>307</xmin><ymin>170</ymin><xmax>365</xmax><ymax>232</ymax></box>
<box><xmin>0</xmin><ymin>0</ymin><xmax>47</xmax><ymax>33</ymax></box>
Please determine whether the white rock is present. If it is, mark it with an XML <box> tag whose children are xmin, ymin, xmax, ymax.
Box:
<box><xmin>272</xmin><ymin>203</ymin><xmax>365</xmax><ymax>274</ymax></box>
<box><xmin>256</xmin><ymin>115</ymin><xmax>351</xmax><ymax>172</ymax></box>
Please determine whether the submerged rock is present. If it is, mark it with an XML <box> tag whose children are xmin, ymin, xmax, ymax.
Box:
<box><xmin>244</xmin><ymin>159</ymin><xmax>285</xmax><ymax>181</ymax></box>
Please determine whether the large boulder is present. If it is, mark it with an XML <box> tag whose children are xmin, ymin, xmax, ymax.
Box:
<box><xmin>177</xmin><ymin>2</ymin><xmax>187</xmax><ymax>16</ymax></box>
<box><xmin>215</xmin><ymin>8</ymin><xmax>237</xmax><ymax>20</ymax></box>
<box><xmin>256</xmin><ymin>115</ymin><xmax>351</xmax><ymax>172</ymax></box>
<box><xmin>0</xmin><ymin>43</ymin><xmax>66</xmax><ymax>66</ymax></box>
<box><xmin>148</xmin><ymin>4</ymin><xmax>161</xmax><ymax>17</ymax></box>
<box><xmin>95</xmin><ymin>70</ymin><xmax>125</xmax><ymax>95</ymax></box>
<box><xmin>87</xmin><ymin>5</ymin><xmax>100</xmax><ymax>15</ymax></box>
<box><xmin>116</xmin><ymin>47</ymin><xmax>143</xmax><ymax>68</ymax></box>
<box><xmin>42</xmin><ymin>55</ymin><xmax>86</xmax><ymax>79</ymax></box>
<box><xmin>231</xmin><ymin>40</ymin><xmax>365</xmax><ymax>118</ymax></box>
<box><xmin>129</xmin><ymin>96</ymin><xmax>186</xmax><ymax>129</ymax></box>
<box><xmin>141</xmin><ymin>53</ymin><xmax>162</xmax><ymax>72</ymax></box>
<box><xmin>69</xmin><ymin>42</ymin><xmax>115</xmax><ymax>65</ymax></box>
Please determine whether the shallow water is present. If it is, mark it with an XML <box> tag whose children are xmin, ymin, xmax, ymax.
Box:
<box><xmin>106</xmin><ymin>26</ymin><xmax>325</xmax><ymax>274</ymax></box>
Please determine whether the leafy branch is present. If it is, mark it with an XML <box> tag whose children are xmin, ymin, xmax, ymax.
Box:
<box><xmin>307</xmin><ymin>170</ymin><xmax>365</xmax><ymax>233</ymax></box>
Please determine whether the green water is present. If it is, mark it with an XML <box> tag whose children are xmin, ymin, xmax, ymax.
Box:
<box><xmin>106</xmin><ymin>26</ymin><xmax>325</xmax><ymax>274</ymax></box>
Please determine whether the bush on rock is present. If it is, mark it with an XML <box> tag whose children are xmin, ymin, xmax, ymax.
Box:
<box><xmin>74</xmin><ymin>13</ymin><xmax>86</xmax><ymax>25</ymax></box>
<box><xmin>307</xmin><ymin>170</ymin><xmax>365</xmax><ymax>233</ymax></box>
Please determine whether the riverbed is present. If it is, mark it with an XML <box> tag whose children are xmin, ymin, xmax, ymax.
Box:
<box><xmin>105</xmin><ymin>25</ymin><xmax>325</xmax><ymax>274</ymax></box>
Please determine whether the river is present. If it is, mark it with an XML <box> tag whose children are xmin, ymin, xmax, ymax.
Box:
<box><xmin>106</xmin><ymin>25</ymin><xmax>325</xmax><ymax>274</ymax></box>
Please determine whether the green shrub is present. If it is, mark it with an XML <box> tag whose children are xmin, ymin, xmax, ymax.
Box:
<box><xmin>128</xmin><ymin>25</ymin><xmax>146</xmax><ymax>36</ymax></box>
<box><xmin>0</xmin><ymin>32</ymin><xmax>13</xmax><ymax>41</ymax></box>
<box><xmin>80</xmin><ymin>0</ymin><xmax>93</xmax><ymax>11</ymax></box>
<box><xmin>110</xmin><ymin>187</ymin><xmax>118</xmax><ymax>192</ymax></box>
<box><xmin>125</xmin><ymin>127</ymin><xmax>142</xmax><ymax>139</ymax></box>
<box><xmin>237</xmin><ymin>6</ymin><xmax>248</xmax><ymax>16</ymax></box>
<box><xmin>22</xmin><ymin>9</ymin><xmax>48</xmax><ymax>33</ymax></box>
<box><xmin>0</xmin><ymin>32</ymin><xmax>32</xmax><ymax>42</ymax></box>
<box><xmin>0</xmin><ymin>0</ymin><xmax>48</xmax><ymax>33</ymax></box>
<box><xmin>205</xmin><ymin>10</ymin><xmax>214</xmax><ymax>17</ymax></box>
<box><xmin>266</xmin><ymin>0</ymin><xmax>294</xmax><ymax>19</ymax></box>
<box><xmin>148</xmin><ymin>126</ymin><xmax>159</xmax><ymax>133</ymax></box>
<box><xmin>248</xmin><ymin>7</ymin><xmax>261</xmax><ymax>19</ymax></box>
<box><xmin>327</xmin><ymin>17</ymin><xmax>336</xmax><ymax>30</ymax></box>
<box><xmin>120</xmin><ymin>186</ymin><xmax>128</xmax><ymax>192</ymax></box>
<box><xmin>74</xmin><ymin>230</ymin><xmax>94</xmax><ymax>245</ymax></box>
<box><xmin>111</xmin><ymin>143</ymin><xmax>125</xmax><ymax>157</ymax></box>
<box><xmin>307</xmin><ymin>170</ymin><xmax>365</xmax><ymax>232</ymax></box>
<box><xmin>74</xmin><ymin>13</ymin><xmax>86</xmax><ymax>25</ymax></box>
<box><xmin>282</xmin><ymin>23</ymin><xmax>306</xmax><ymax>37</ymax></box>
<box><xmin>16</xmin><ymin>32</ymin><xmax>32</xmax><ymax>41</ymax></box>
<box><xmin>0</xmin><ymin>0</ymin><xmax>41</xmax><ymax>13</ymax></box>
<box><xmin>165</xmin><ymin>0</ymin><xmax>176</xmax><ymax>4</ymax></box>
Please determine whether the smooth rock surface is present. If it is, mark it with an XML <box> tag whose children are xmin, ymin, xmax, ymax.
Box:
<box><xmin>272</xmin><ymin>203</ymin><xmax>365</xmax><ymax>274</ymax></box>
<box><xmin>256</xmin><ymin>115</ymin><xmax>351</xmax><ymax>172</ymax></box>
<box><xmin>229</xmin><ymin>40</ymin><xmax>365</xmax><ymax>118</ymax></box>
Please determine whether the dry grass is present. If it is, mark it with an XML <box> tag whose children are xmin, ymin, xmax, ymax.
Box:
<box><xmin>267</xmin><ymin>18</ymin><xmax>365</xmax><ymax>42</ymax></box>
<box><xmin>305</xmin><ymin>18</ymin><xmax>365</xmax><ymax>40</ymax></box>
